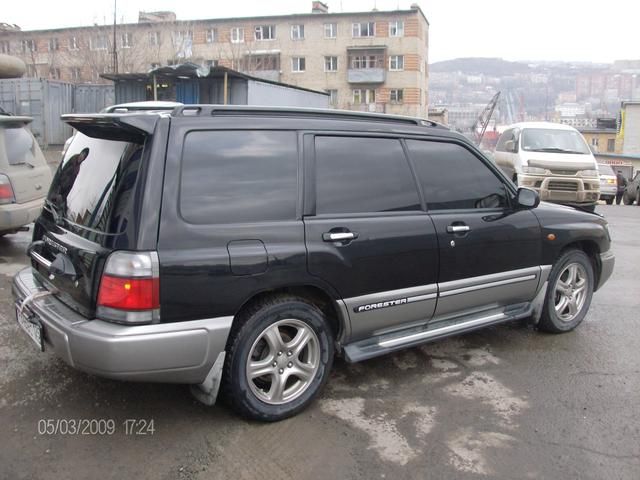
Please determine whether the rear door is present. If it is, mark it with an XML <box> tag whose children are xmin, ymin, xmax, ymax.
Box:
<box><xmin>304</xmin><ymin>134</ymin><xmax>439</xmax><ymax>342</ymax></box>
<box><xmin>405</xmin><ymin>139</ymin><xmax>542</xmax><ymax>321</ymax></box>
<box><xmin>29</xmin><ymin>125</ymin><xmax>151</xmax><ymax>317</ymax></box>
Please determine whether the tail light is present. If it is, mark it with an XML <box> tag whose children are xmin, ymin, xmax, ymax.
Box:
<box><xmin>97</xmin><ymin>251</ymin><xmax>160</xmax><ymax>324</ymax></box>
<box><xmin>0</xmin><ymin>174</ymin><xmax>15</xmax><ymax>205</ymax></box>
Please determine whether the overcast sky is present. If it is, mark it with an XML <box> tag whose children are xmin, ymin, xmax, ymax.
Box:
<box><xmin>2</xmin><ymin>0</ymin><xmax>635</xmax><ymax>63</ymax></box>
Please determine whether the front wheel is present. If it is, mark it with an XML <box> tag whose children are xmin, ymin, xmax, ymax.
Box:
<box><xmin>222</xmin><ymin>296</ymin><xmax>334</xmax><ymax>421</ymax></box>
<box><xmin>538</xmin><ymin>250</ymin><xmax>594</xmax><ymax>333</ymax></box>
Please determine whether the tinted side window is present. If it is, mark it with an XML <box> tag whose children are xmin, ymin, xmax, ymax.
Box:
<box><xmin>406</xmin><ymin>140</ymin><xmax>508</xmax><ymax>210</ymax></box>
<box><xmin>180</xmin><ymin>130</ymin><xmax>298</xmax><ymax>224</ymax></box>
<box><xmin>495</xmin><ymin>129</ymin><xmax>512</xmax><ymax>152</ymax></box>
<box><xmin>315</xmin><ymin>136</ymin><xmax>420</xmax><ymax>214</ymax></box>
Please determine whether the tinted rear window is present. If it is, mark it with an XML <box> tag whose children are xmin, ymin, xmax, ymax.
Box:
<box><xmin>47</xmin><ymin>132</ymin><xmax>144</xmax><ymax>233</ymax></box>
<box><xmin>180</xmin><ymin>130</ymin><xmax>298</xmax><ymax>224</ymax></box>
<box><xmin>2</xmin><ymin>126</ymin><xmax>37</xmax><ymax>166</ymax></box>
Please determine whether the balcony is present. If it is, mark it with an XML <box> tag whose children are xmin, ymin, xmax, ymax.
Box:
<box><xmin>347</xmin><ymin>46</ymin><xmax>386</xmax><ymax>84</ymax></box>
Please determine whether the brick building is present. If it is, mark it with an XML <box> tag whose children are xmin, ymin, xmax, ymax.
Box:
<box><xmin>0</xmin><ymin>2</ymin><xmax>430</xmax><ymax>116</ymax></box>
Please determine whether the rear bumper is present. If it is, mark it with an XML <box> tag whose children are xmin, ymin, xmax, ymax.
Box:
<box><xmin>12</xmin><ymin>267</ymin><xmax>232</xmax><ymax>384</ymax></box>
<box><xmin>597</xmin><ymin>250</ymin><xmax>615</xmax><ymax>291</ymax></box>
<box><xmin>0</xmin><ymin>197</ymin><xmax>43</xmax><ymax>231</ymax></box>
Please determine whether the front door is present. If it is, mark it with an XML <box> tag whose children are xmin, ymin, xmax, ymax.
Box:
<box><xmin>405</xmin><ymin>139</ymin><xmax>543</xmax><ymax>321</ymax></box>
<box><xmin>304</xmin><ymin>135</ymin><xmax>439</xmax><ymax>342</ymax></box>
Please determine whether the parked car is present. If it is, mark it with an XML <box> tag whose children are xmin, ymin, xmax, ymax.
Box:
<box><xmin>13</xmin><ymin>106</ymin><xmax>615</xmax><ymax>421</ymax></box>
<box><xmin>494</xmin><ymin>122</ymin><xmax>600</xmax><ymax>211</ymax></box>
<box><xmin>597</xmin><ymin>163</ymin><xmax>617</xmax><ymax>205</ymax></box>
<box><xmin>0</xmin><ymin>114</ymin><xmax>52</xmax><ymax>237</ymax></box>
<box><xmin>622</xmin><ymin>171</ymin><xmax>640</xmax><ymax>205</ymax></box>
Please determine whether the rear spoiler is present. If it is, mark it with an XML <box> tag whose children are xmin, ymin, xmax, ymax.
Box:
<box><xmin>0</xmin><ymin>115</ymin><xmax>33</xmax><ymax>127</ymax></box>
<box><xmin>61</xmin><ymin>113</ymin><xmax>160</xmax><ymax>143</ymax></box>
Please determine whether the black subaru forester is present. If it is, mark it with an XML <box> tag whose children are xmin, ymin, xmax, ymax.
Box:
<box><xmin>13</xmin><ymin>106</ymin><xmax>614</xmax><ymax>421</ymax></box>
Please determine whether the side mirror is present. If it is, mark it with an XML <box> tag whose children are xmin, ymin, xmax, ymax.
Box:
<box><xmin>516</xmin><ymin>187</ymin><xmax>540</xmax><ymax>209</ymax></box>
<box><xmin>504</xmin><ymin>140</ymin><xmax>516</xmax><ymax>153</ymax></box>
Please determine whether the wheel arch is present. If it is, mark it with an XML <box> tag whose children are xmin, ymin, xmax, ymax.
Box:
<box><xmin>557</xmin><ymin>240</ymin><xmax>602</xmax><ymax>290</ymax></box>
<box><xmin>232</xmin><ymin>284</ymin><xmax>349</xmax><ymax>348</ymax></box>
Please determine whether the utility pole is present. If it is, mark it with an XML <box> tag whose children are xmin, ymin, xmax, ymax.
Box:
<box><xmin>112</xmin><ymin>0</ymin><xmax>118</xmax><ymax>74</ymax></box>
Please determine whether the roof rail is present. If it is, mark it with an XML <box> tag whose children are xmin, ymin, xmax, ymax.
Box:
<box><xmin>171</xmin><ymin>104</ymin><xmax>444</xmax><ymax>128</ymax></box>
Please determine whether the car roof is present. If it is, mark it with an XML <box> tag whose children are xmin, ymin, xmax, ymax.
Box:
<box><xmin>507</xmin><ymin>121</ymin><xmax>579</xmax><ymax>132</ymax></box>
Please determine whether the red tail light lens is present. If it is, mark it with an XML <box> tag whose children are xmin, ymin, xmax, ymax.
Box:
<box><xmin>0</xmin><ymin>174</ymin><xmax>15</xmax><ymax>205</ymax></box>
<box><xmin>97</xmin><ymin>276</ymin><xmax>159</xmax><ymax>311</ymax></box>
<box><xmin>96</xmin><ymin>251</ymin><xmax>160</xmax><ymax>324</ymax></box>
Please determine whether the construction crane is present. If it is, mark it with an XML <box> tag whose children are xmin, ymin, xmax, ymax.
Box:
<box><xmin>472</xmin><ymin>91</ymin><xmax>500</xmax><ymax>146</ymax></box>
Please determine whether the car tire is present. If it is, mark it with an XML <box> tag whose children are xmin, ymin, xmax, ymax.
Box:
<box><xmin>605</xmin><ymin>198</ymin><xmax>613</xmax><ymax>205</ymax></box>
<box><xmin>221</xmin><ymin>295</ymin><xmax>334</xmax><ymax>422</ymax></box>
<box><xmin>538</xmin><ymin>250</ymin><xmax>594</xmax><ymax>333</ymax></box>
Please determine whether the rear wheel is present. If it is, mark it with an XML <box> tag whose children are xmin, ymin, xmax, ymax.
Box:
<box><xmin>538</xmin><ymin>250</ymin><xmax>594</xmax><ymax>333</ymax></box>
<box><xmin>222</xmin><ymin>296</ymin><xmax>334</xmax><ymax>421</ymax></box>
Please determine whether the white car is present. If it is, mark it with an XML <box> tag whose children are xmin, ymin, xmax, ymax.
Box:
<box><xmin>494</xmin><ymin>122</ymin><xmax>600</xmax><ymax>210</ymax></box>
<box><xmin>0</xmin><ymin>114</ymin><xmax>52</xmax><ymax>236</ymax></box>
<box><xmin>597</xmin><ymin>163</ymin><xmax>617</xmax><ymax>205</ymax></box>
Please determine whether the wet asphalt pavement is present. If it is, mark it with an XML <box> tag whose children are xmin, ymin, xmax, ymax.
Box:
<box><xmin>0</xmin><ymin>205</ymin><xmax>638</xmax><ymax>480</ymax></box>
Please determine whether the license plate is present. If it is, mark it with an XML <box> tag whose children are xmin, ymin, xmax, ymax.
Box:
<box><xmin>16</xmin><ymin>306</ymin><xmax>44</xmax><ymax>352</ymax></box>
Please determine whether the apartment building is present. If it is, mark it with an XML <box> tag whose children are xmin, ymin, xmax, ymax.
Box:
<box><xmin>0</xmin><ymin>2</ymin><xmax>430</xmax><ymax>116</ymax></box>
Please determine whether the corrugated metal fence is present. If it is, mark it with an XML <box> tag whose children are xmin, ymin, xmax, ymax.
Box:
<box><xmin>0</xmin><ymin>79</ymin><xmax>114</xmax><ymax>147</ymax></box>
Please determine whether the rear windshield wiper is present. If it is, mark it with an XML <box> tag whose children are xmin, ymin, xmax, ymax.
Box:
<box><xmin>42</xmin><ymin>198</ymin><xmax>64</xmax><ymax>226</ymax></box>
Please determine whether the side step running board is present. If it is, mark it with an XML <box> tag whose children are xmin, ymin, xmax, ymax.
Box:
<box><xmin>343</xmin><ymin>307</ymin><xmax>531</xmax><ymax>363</ymax></box>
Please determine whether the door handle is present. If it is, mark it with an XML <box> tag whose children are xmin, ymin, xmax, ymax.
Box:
<box><xmin>322</xmin><ymin>231</ymin><xmax>358</xmax><ymax>242</ymax></box>
<box><xmin>446</xmin><ymin>225</ymin><xmax>471</xmax><ymax>234</ymax></box>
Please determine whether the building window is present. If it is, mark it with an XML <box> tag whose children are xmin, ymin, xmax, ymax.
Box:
<box><xmin>172</xmin><ymin>30</ymin><xmax>193</xmax><ymax>46</ymax></box>
<box><xmin>324</xmin><ymin>23</ymin><xmax>337</xmax><ymax>38</ymax></box>
<box><xmin>48</xmin><ymin>38</ymin><xmax>59</xmax><ymax>51</ymax></box>
<box><xmin>291</xmin><ymin>57</ymin><xmax>306</xmax><ymax>72</ymax></box>
<box><xmin>48</xmin><ymin>68</ymin><xmax>61</xmax><ymax>80</ymax></box>
<box><xmin>324</xmin><ymin>56</ymin><xmax>338</xmax><ymax>72</ymax></box>
<box><xmin>254</xmin><ymin>25</ymin><xmax>275</xmax><ymax>40</ymax></box>
<box><xmin>291</xmin><ymin>24</ymin><xmax>305</xmax><ymax>40</ymax></box>
<box><xmin>352</xmin><ymin>88</ymin><xmax>375</xmax><ymax>105</ymax></box>
<box><xmin>389</xmin><ymin>55</ymin><xmax>404</xmax><ymax>71</ymax></box>
<box><xmin>352</xmin><ymin>22</ymin><xmax>375</xmax><ymax>37</ymax></box>
<box><xmin>90</xmin><ymin>35</ymin><xmax>108</xmax><ymax>51</ymax></box>
<box><xmin>241</xmin><ymin>54</ymin><xmax>279</xmax><ymax>72</ymax></box>
<box><xmin>607</xmin><ymin>138</ymin><xmax>615</xmax><ymax>152</ymax></box>
<box><xmin>206</xmin><ymin>28</ymin><xmax>218</xmax><ymax>43</ymax></box>
<box><xmin>389</xmin><ymin>21</ymin><xmax>404</xmax><ymax>37</ymax></box>
<box><xmin>230</xmin><ymin>27</ymin><xmax>244</xmax><ymax>43</ymax></box>
<box><xmin>390</xmin><ymin>89</ymin><xmax>404</xmax><ymax>103</ymax></box>
<box><xmin>149</xmin><ymin>31</ymin><xmax>160</xmax><ymax>46</ymax></box>
<box><xmin>0</xmin><ymin>41</ymin><xmax>10</xmax><ymax>54</ymax></box>
<box><xmin>591</xmin><ymin>137</ymin><xmax>599</xmax><ymax>147</ymax></box>
<box><xmin>326</xmin><ymin>89</ymin><xmax>338</xmax><ymax>106</ymax></box>
<box><xmin>205</xmin><ymin>59</ymin><xmax>219</xmax><ymax>68</ymax></box>
<box><xmin>120</xmin><ymin>32</ymin><xmax>133</xmax><ymax>48</ymax></box>
<box><xmin>349</xmin><ymin>52</ymin><xmax>384</xmax><ymax>69</ymax></box>
<box><xmin>26</xmin><ymin>65</ymin><xmax>37</xmax><ymax>77</ymax></box>
<box><xmin>68</xmin><ymin>36</ymin><xmax>79</xmax><ymax>50</ymax></box>
<box><xmin>21</xmin><ymin>39</ymin><xmax>37</xmax><ymax>53</ymax></box>
<box><xmin>70</xmin><ymin>67</ymin><xmax>81</xmax><ymax>81</ymax></box>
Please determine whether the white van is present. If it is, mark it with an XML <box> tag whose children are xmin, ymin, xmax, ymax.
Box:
<box><xmin>494</xmin><ymin>122</ymin><xmax>600</xmax><ymax>210</ymax></box>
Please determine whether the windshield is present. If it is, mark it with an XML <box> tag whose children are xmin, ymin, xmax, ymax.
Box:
<box><xmin>46</xmin><ymin>132</ymin><xmax>144</xmax><ymax>234</ymax></box>
<box><xmin>521</xmin><ymin>128</ymin><xmax>591</xmax><ymax>155</ymax></box>
<box><xmin>597</xmin><ymin>164</ymin><xmax>615</xmax><ymax>176</ymax></box>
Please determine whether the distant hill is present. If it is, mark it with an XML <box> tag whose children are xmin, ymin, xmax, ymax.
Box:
<box><xmin>430</xmin><ymin>58</ymin><xmax>531</xmax><ymax>75</ymax></box>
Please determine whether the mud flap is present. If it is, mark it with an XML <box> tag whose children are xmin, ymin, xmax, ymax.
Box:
<box><xmin>190</xmin><ymin>352</ymin><xmax>226</xmax><ymax>406</ymax></box>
